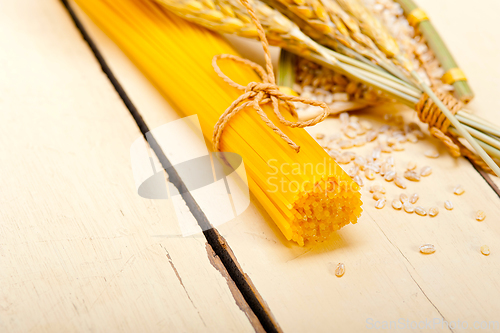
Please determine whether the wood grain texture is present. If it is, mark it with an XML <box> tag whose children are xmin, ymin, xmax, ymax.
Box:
<box><xmin>70</xmin><ymin>0</ymin><xmax>500</xmax><ymax>332</ymax></box>
<box><xmin>0</xmin><ymin>1</ymin><xmax>257</xmax><ymax>332</ymax></box>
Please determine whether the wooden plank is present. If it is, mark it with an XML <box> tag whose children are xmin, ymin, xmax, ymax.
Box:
<box><xmin>73</xmin><ymin>0</ymin><xmax>500</xmax><ymax>332</ymax></box>
<box><xmin>0</xmin><ymin>1</ymin><xmax>258</xmax><ymax>332</ymax></box>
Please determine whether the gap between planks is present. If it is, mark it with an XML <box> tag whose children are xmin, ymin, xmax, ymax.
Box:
<box><xmin>60</xmin><ymin>1</ymin><xmax>281</xmax><ymax>332</ymax></box>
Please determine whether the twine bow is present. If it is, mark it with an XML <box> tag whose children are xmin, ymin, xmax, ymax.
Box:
<box><xmin>211</xmin><ymin>0</ymin><xmax>330</xmax><ymax>153</ymax></box>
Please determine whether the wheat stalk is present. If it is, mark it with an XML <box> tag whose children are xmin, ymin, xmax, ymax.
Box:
<box><xmin>339</xmin><ymin>0</ymin><xmax>500</xmax><ymax>175</ymax></box>
<box><xmin>157</xmin><ymin>0</ymin><xmax>295</xmax><ymax>48</ymax></box>
<box><xmin>157</xmin><ymin>0</ymin><xmax>500</xmax><ymax>175</ymax></box>
<box><xmin>156</xmin><ymin>0</ymin><xmax>436</xmax><ymax>109</ymax></box>
<box><xmin>155</xmin><ymin>0</ymin><xmax>422</xmax><ymax>102</ymax></box>
<box><xmin>276</xmin><ymin>0</ymin><xmax>500</xmax><ymax>175</ymax></box>
<box><xmin>261</xmin><ymin>0</ymin><xmax>414</xmax><ymax>83</ymax></box>
<box><xmin>361</xmin><ymin>0</ymin><xmax>433</xmax><ymax>87</ymax></box>
<box><xmin>157</xmin><ymin>0</ymin><xmax>329</xmax><ymax>59</ymax></box>
<box><xmin>335</xmin><ymin>0</ymin><xmax>398</xmax><ymax>58</ymax></box>
<box><xmin>333</xmin><ymin>0</ymin><xmax>425</xmax><ymax>84</ymax></box>
<box><xmin>292</xmin><ymin>1</ymin><xmax>497</xmax><ymax>174</ymax></box>
<box><xmin>321</xmin><ymin>0</ymin><xmax>379</xmax><ymax>52</ymax></box>
<box><xmin>334</xmin><ymin>0</ymin><xmax>430</xmax><ymax>87</ymax></box>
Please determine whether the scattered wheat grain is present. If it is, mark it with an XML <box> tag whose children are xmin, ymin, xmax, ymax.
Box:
<box><xmin>480</xmin><ymin>245</ymin><xmax>490</xmax><ymax>256</ymax></box>
<box><xmin>475</xmin><ymin>210</ymin><xmax>486</xmax><ymax>221</ymax></box>
<box><xmin>335</xmin><ymin>263</ymin><xmax>345</xmax><ymax>277</ymax></box>
<box><xmin>419</xmin><ymin>244</ymin><xmax>435</xmax><ymax>254</ymax></box>
<box><xmin>392</xmin><ymin>199</ymin><xmax>402</xmax><ymax>210</ymax></box>
<box><xmin>375</xmin><ymin>198</ymin><xmax>386</xmax><ymax>209</ymax></box>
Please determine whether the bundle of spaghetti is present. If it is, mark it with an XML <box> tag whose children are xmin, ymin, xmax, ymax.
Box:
<box><xmin>75</xmin><ymin>0</ymin><xmax>362</xmax><ymax>246</ymax></box>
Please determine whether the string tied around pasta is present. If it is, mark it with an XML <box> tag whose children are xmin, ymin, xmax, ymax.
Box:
<box><xmin>211</xmin><ymin>0</ymin><xmax>330</xmax><ymax>153</ymax></box>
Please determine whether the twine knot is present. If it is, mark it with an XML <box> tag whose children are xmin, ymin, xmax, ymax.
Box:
<box><xmin>211</xmin><ymin>0</ymin><xmax>330</xmax><ymax>153</ymax></box>
<box><xmin>244</xmin><ymin>81</ymin><xmax>275</xmax><ymax>94</ymax></box>
<box><xmin>416</xmin><ymin>88</ymin><xmax>463</xmax><ymax>157</ymax></box>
